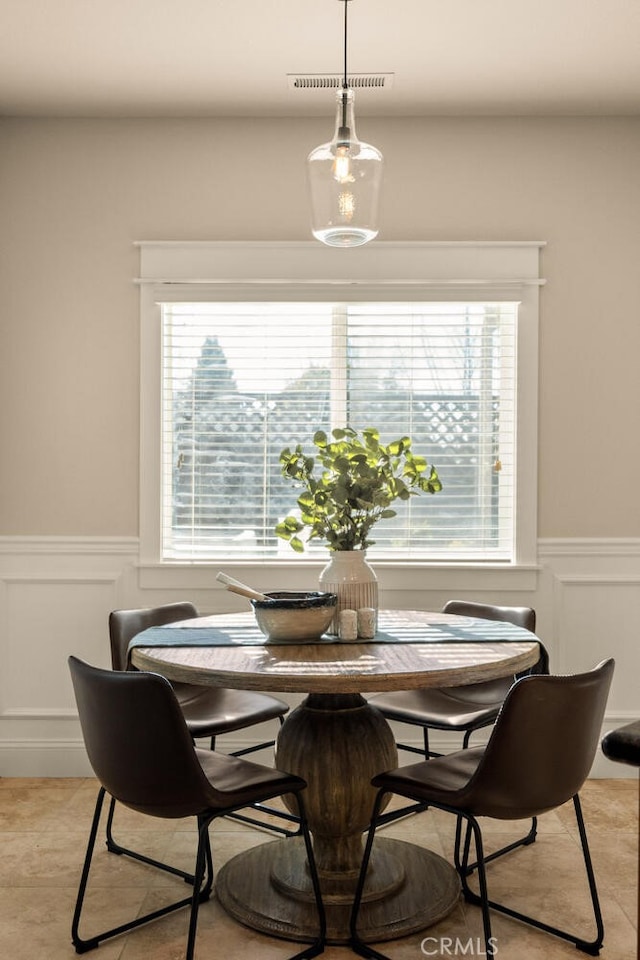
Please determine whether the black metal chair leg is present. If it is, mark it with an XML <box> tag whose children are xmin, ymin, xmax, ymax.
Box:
<box><xmin>459</xmin><ymin>815</ymin><xmax>537</xmax><ymax>875</ymax></box>
<box><xmin>349</xmin><ymin>790</ymin><xmax>392</xmax><ymax>960</ymax></box>
<box><xmin>286</xmin><ymin>793</ymin><xmax>327</xmax><ymax>960</ymax></box>
<box><xmin>185</xmin><ymin>815</ymin><xmax>216</xmax><ymax>960</ymax></box>
<box><xmin>373</xmin><ymin>798</ymin><xmax>429</xmax><ymax>828</ymax></box>
<box><xmin>456</xmin><ymin>796</ymin><xmax>604</xmax><ymax>957</ymax></box>
<box><xmin>453</xmin><ymin>812</ymin><xmax>472</xmax><ymax>876</ymax></box>
<box><xmin>462</xmin><ymin>815</ymin><xmax>496</xmax><ymax>958</ymax></box>
<box><xmin>73</xmin><ymin>787</ymin><xmax>210</xmax><ymax>954</ymax></box>
<box><xmin>72</xmin><ymin>787</ymin><xmax>107</xmax><ymax>953</ymax></box>
<box><xmin>74</xmin><ymin>788</ymin><xmax>320</xmax><ymax>960</ymax></box>
<box><xmin>105</xmin><ymin>792</ymin><xmax>196</xmax><ymax>883</ymax></box>
<box><xmin>571</xmin><ymin>794</ymin><xmax>605</xmax><ymax>955</ymax></box>
<box><xmin>222</xmin><ymin>805</ymin><xmax>301</xmax><ymax>835</ymax></box>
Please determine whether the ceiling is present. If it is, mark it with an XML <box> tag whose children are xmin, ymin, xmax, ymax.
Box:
<box><xmin>2</xmin><ymin>0</ymin><xmax>640</xmax><ymax>119</ymax></box>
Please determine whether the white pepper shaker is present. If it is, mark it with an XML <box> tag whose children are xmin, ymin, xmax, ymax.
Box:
<box><xmin>357</xmin><ymin>607</ymin><xmax>376</xmax><ymax>639</ymax></box>
<box><xmin>338</xmin><ymin>609</ymin><xmax>358</xmax><ymax>641</ymax></box>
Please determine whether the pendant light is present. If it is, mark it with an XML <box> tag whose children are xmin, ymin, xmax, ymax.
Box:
<box><xmin>307</xmin><ymin>0</ymin><xmax>383</xmax><ymax>247</ymax></box>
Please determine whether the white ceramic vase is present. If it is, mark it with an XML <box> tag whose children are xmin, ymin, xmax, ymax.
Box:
<box><xmin>319</xmin><ymin>550</ymin><xmax>378</xmax><ymax>636</ymax></box>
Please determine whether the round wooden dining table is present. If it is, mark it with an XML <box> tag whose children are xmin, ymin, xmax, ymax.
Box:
<box><xmin>130</xmin><ymin>609</ymin><xmax>541</xmax><ymax>945</ymax></box>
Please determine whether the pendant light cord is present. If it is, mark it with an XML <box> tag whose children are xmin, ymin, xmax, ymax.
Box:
<box><xmin>343</xmin><ymin>0</ymin><xmax>348</xmax><ymax>91</ymax></box>
<box><xmin>341</xmin><ymin>0</ymin><xmax>349</xmax><ymax>130</ymax></box>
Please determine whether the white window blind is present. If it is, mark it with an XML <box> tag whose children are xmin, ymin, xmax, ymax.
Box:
<box><xmin>160</xmin><ymin>300</ymin><xmax>517</xmax><ymax>561</ymax></box>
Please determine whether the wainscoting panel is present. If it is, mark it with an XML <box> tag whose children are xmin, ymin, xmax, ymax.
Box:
<box><xmin>4</xmin><ymin>579</ymin><xmax>117</xmax><ymax>709</ymax></box>
<box><xmin>553</xmin><ymin>576</ymin><xmax>640</xmax><ymax>708</ymax></box>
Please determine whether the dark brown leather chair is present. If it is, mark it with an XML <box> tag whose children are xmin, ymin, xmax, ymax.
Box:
<box><xmin>369</xmin><ymin>602</ymin><xmax>545</xmax><ymax>849</ymax></box>
<box><xmin>601</xmin><ymin>719</ymin><xmax>640</xmax><ymax>960</ymax></box>
<box><xmin>107</xmin><ymin>603</ymin><xmax>296</xmax><ymax>866</ymax></box>
<box><xmin>69</xmin><ymin>656</ymin><xmax>325</xmax><ymax>960</ymax></box>
<box><xmin>370</xmin><ymin>601</ymin><xmax>543</xmax><ymax>761</ymax></box>
<box><xmin>351</xmin><ymin>658</ymin><xmax>614</xmax><ymax>960</ymax></box>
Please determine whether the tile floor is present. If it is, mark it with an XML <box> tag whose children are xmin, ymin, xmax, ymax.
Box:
<box><xmin>0</xmin><ymin>776</ymin><xmax>637</xmax><ymax>960</ymax></box>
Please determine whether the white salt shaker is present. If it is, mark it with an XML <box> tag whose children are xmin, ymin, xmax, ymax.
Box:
<box><xmin>338</xmin><ymin>609</ymin><xmax>358</xmax><ymax>641</ymax></box>
<box><xmin>357</xmin><ymin>607</ymin><xmax>376</xmax><ymax>639</ymax></box>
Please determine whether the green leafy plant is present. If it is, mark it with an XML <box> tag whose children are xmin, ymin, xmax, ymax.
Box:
<box><xmin>275</xmin><ymin>427</ymin><xmax>442</xmax><ymax>553</ymax></box>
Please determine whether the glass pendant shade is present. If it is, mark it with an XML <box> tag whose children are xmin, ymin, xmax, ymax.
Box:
<box><xmin>307</xmin><ymin>87</ymin><xmax>383</xmax><ymax>247</ymax></box>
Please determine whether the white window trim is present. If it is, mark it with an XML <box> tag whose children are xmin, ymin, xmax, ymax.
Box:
<box><xmin>137</xmin><ymin>240</ymin><xmax>544</xmax><ymax>589</ymax></box>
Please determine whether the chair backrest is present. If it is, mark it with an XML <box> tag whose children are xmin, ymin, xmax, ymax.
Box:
<box><xmin>69</xmin><ymin>655</ymin><xmax>217</xmax><ymax>818</ymax></box>
<box><xmin>109</xmin><ymin>602</ymin><xmax>198</xmax><ymax>671</ymax></box>
<box><xmin>442</xmin><ymin>600</ymin><xmax>546</xmax><ymax>673</ymax></box>
<box><xmin>442</xmin><ymin>599</ymin><xmax>536</xmax><ymax>633</ymax></box>
<box><xmin>464</xmin><ymin>658</ymin><xmax>615</xmax><ymax>819</ymax></box>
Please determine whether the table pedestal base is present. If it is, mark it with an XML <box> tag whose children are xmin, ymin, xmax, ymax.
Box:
<box><xmin>216</xmin><ymin>835</ymin><xmax>460</xmax><ymax>945</ymax></box>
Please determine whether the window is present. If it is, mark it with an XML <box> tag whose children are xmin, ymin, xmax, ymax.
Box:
<box><xmin>161</xmin><ymin>300</ymin><xmax>516</xmax><ymax>561</ymax></box>
<box><xmin>138</xmin><ymin>242</ymin><xmax>543</xmax><ymax>568</ymax></box>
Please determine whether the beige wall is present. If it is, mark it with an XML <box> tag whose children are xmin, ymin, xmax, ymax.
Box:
<box><xmin>1</xmin><ymin>116</ymin><xmax>639</xmax><ymax>538</ymax></box>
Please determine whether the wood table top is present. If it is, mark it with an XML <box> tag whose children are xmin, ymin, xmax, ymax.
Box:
<box><xmin>130</xmin><ymin>609</ymin><xmax>541</xmax><ymax>695</ymax></box>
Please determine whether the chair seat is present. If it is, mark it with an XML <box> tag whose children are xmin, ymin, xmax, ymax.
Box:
<box><xmin>370</xmin><ymin>677</ymin><xmax>511</xmax><ymax>731</ymax></box>
<box><xmin>601</xmin><ymin>719</ymin><xmax>640</xmax><ymax>767</ymax></box>
<box><xmin>195</xmin><ymin>747</ymin><xmax>305</xmax><ymax>808</ymax></box>
<box><xmin>373</xmin><ymin>746</ymin><xmax>485</xmax><ymax>801</ymax></box>
<box><xmin>173</xmin><ymin>682</ymin><xmax>288</xmax><ymax>739</ymax></box>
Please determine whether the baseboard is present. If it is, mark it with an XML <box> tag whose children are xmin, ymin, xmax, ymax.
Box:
<box><xmin>0</xmin><ymin>731</ymin><xmax>630</xmax><ymax>778</ymax></box>
<box><xmin>0</xmin><ymin>741</ymin><xmax>93</xmax><ymax>778</ymax></box>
